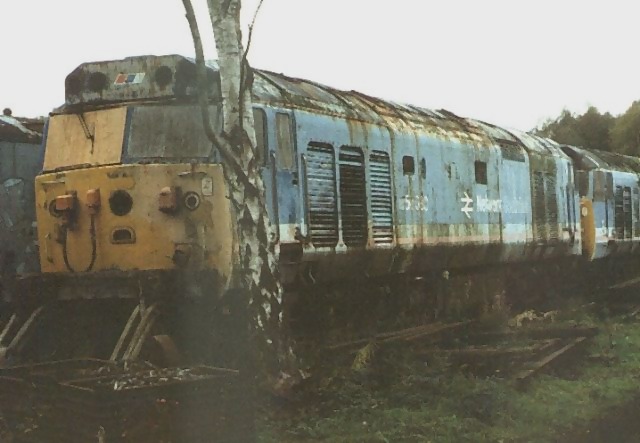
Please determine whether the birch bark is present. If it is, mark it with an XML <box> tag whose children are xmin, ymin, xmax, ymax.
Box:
<box><xmin>182</xmin><ymin>0</ymin><xmax>294</xmax><ymax>384</ymax></box>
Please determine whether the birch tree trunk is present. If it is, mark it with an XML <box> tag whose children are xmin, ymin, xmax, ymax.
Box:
<box><xmin>182</xmin><ymin>0</ymin><xmax>294</xmax><ymax>385</ymax></box>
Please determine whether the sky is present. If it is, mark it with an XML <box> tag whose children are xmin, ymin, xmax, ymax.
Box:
<box><xmin>2</xmin><ymin>0</ymin><xmax>639</xmax><ymax>131</ymax></box>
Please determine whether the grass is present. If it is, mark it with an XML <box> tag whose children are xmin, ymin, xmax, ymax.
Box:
<box><xmin>258</xmin><ymin>306</ymin><xmax>640</xmax><ymax>442</ymax></box>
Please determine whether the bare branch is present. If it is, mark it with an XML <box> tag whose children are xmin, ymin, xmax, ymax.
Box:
<box><xmin>181</xmin><ymin>0</ymin><xmax>237</xmax><ymax>165</ymax></box>
<box><xmin>244</xmin><ymin>0</ymin><xmax>265</xmax><ymax>61</ymax></box>
<box><xmin>238</xmin><ymin>0</ymin><xmax>264</xmax><ymax>143</ymax></box>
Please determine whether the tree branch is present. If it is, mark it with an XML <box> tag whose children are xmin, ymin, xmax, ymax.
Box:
<box><xmin>237</xmin><ymin>0</ymin><xmax>263</xmax><ymax>138</ymax></box>
<box><xmin>181</xmin><ymin>0</ymin><xmax>237</xmax><ymax>167</ymax></box>
<box><xmin>244</xmin><ymin>0</ymin><xmax>264</xmax><ymax>61</ymax></box>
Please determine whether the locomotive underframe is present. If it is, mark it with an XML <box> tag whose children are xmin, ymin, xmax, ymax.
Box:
<box><xmin>3</xmin><ymin>252</ymin><xmax>640</xmax><ymax>368</ymax></box>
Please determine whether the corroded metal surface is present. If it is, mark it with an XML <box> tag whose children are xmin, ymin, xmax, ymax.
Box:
<box><xmin>48</xmin><ymin>55</ymin><xmax>581</xmax><ymax>284</ymax></box>
<box><xmin>35</xmin><ymin>163</ymin><xmax>234</xmax><ymax>279</ymax></box>
<box><xmin>43</xmin><ymin>54</ymin><xmax>640</xmax><ymax>286</ymax></box>
<box><xmin>60</xmin><ymin>55</ymin><xmax>526</xmax><ymax>151</ymax></box>
<box><xmin>0</xmin><ymin>113</ymin><xmax>44</xmax><ymax>282</ymax></box>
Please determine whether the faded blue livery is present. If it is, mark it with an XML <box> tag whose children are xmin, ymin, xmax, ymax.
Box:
<box><xmin>61</xmin><ymin>55</ymin><xmax>639</xmax><ymax>287</ymax></box>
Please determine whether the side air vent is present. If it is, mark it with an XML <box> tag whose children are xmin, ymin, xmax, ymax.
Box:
<box><xmin>545</xmin><ymin>173</ymin><xmax>559</xmax><ymax>241</ymax></box>
<box><xmin>369</xmin><ymin>151</ymin><xmax>393</xmax><ymax>244</ymax></box>
<box><xmin>339</xmin><ymin>146</ymin><xmax>367</xmax><ymax>247</ymax></box>
<box><xmin>532</xmin><ymin>171</ymin><xmax>546</xmax><ymax>242</ymax></box>
<box><xmin>305</xmin><ymin>143</ymin><xmax>338</xmax><ymax>247</ymax></box>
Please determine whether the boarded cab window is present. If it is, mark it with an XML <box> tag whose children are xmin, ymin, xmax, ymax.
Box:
<box><xmin>402</xmin><ymin>156</ymin><xmax>415</xmax><ymax>175</ymax></box>
<box><xmin>253</xmin><ymin>108</ymin><xmax>268</xmax><ymax>166</ymax></box>
<box><xmin>127</xmin><ymin>105</ymin><xmax>214</xmax><ymax>160</ymax></box>
<box><xmin>475</xmin><ymin>161</ymin><xmax>487</xmax><ymax>185</ymax></box>
<box><xmin>276</xmin><ymin>112</ymin><xmax>294</xmax><ymax>170</ymax></box>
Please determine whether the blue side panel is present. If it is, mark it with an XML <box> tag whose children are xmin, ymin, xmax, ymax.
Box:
<box><xmin>293</xmin><ymin>111</ymin><xmax>351</xmax><ymax>246</ymax></box>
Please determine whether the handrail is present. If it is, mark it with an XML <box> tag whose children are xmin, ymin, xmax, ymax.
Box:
<box><xmin>270</xmin><ymin>152</ymin><xmax>280</xmax><ymax>242</ymax></box>
<box><xmin>301</xmin><ymin>153</ymin><xmax>310</xmax><ymax>237</ymax></box>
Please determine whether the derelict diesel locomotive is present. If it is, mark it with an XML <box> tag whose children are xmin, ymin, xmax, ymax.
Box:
<box><xmin>7</xmin><ymin>54</ymin><xmax>640</xmax><ymax>363</ymax></box>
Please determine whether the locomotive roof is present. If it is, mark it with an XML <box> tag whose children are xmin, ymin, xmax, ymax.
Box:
<box><xmin>561</xmin><ymin>144</ymin><xmax>640</xmax><ymax>174</ymax></box>
<box><xmin>60</xmin><ymin>54</ymin><xmax>565</xmax><ymax>157</ymax></box>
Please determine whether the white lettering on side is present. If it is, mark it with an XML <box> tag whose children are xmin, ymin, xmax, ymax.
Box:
<box><xmin>476</xmin><ymin>195</ymin><xmax>502</xmax><ymax>213</ymax></box>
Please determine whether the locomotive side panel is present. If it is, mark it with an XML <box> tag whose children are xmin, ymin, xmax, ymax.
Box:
<box><xmin>289</xmin><ymin>110</ymin><xmax>398</xmax><ymax>283</ymax></box>
<box><xmin>592</xmin><ymin>170</ymin><xmax>640</xmax><ymax>258</ymax></box>
<box><xmin>497</xmin><ymin>150</ymin><xmax>533</xmax><ymax>262</ymax></box>
<box><xmin>517</xmin><ymin>135</ymin><xmax>580</xmax><ymax>261</ymax></box>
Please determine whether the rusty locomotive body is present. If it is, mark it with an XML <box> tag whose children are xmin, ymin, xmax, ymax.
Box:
<box><xmin>3</xmin><ymin>54</ymin><xmax>640</xmax><ymax>363</ymax></box>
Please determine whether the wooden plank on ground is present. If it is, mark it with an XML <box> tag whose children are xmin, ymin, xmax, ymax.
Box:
<box><xmin>326</xmin><ymin>321</ymin><xmax>473</xmax><ymax>351</ymax></box>
<box><xmin>379</xmin><ymin>321</ymin><xmax>473</xmax><ymax>344</ymax></box>
<box><xmin>609</xmin><ymin>275</ymin><xmax>640</xmax><ymax>290</ymax></box>
<box><xmin>325</xmin><ymin>324</ymin><xmax>439</xmax><ymax>351</ymax></box>
<box><xmin>472</xmin><ymin>326</ymin><xmax>598</xmax><ymax>343</ymax></box>
<box><xmin>514</xmin><ymin>336</ymin><xmax>588</xmax><ymax>385</ymax></box>
<box><xmin>415</xmin><ymin>338</ymin><xmax>560</xmax><ymax>361</ymax></box>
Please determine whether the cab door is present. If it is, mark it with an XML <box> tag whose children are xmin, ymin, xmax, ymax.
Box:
<box><xmin>397</xmin><ymin>154</ymin><xmax>418</xmax><ymax>246</ymax></box>
<box><xmin>254</xmin><ymin>107</ymin><xmax>282</xmax><ymax>241</ymax></box>
<box><xmin>255</xmin><ymin>107</ymin><xmax>299</xmax><ymax>243</ymax></box>
<box><xmin>272</xmin><ymin>110</ymin><xmax>299</xmax><ymax>243</ymax></box>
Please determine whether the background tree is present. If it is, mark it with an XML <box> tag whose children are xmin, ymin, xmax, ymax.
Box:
<box><xmin>610</xmin><ymin>101</ymin><xmax>640</xmax><ymax>156</ymax></box>
<box><xmin>534</xmin><ymin>106</ymin><xmax>614</xmax><ymax>152</ymax></box>
<box><xmin>181</xmin><ymin>0</ymin><xmax>295</xmax><ymax>386</ymax></box>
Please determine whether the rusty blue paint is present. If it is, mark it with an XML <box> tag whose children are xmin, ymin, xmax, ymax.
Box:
<box><xmin>52</xmin><ymin>54</ymin><xmax>640</xmax><ymax>279</ymax></box>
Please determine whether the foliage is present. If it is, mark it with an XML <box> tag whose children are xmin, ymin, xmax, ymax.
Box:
<box><xmin>610</xmin><ymin>101</ymin><xmax>640</xmax><ymax>156</ymax></box>
<box><xmin>534</xmin><ymin>100</ymin><xmax>640</xmax><ymax>157</ymax></box>
<box><xmin>534</xmin><ymin>106</ymin><xmax>615</xmax><ymax>152</ymax></box>
<box><xmin>258</xmin><ymin>309</ymin><xmax>640</xmax><ymax>442</ymax></box>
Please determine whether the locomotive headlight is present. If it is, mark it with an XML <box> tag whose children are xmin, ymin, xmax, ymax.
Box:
<box><xmin>88</xmin><ymin>72</ymin><xmax>108</xmax><ymax>92</ymax></box>
<box><xmin>183</xmin><ymin>192</ymin><xmax>201</xmax><ymax>211</ymax></box>
<box><xmin>154</xmin><ymin>65</ymin><xmax>173</xmax><ymax>88</ymax></box>
<box><xmin>109</xmin><ymin>190</ymin><xmax>133</xmax><ymax>216</ymax></box>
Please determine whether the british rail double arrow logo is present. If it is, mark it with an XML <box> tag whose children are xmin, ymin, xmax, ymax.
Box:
<box><xmin>461</xmin><ymin>192</ymin><xmax>474</xmax><ymax>219</ymax></box>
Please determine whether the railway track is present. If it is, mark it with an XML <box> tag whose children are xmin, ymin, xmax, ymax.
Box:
<box><xmin>322</xmin><ymin>294</ymin><xmax>624</xmax><ymax>386</ymax></box>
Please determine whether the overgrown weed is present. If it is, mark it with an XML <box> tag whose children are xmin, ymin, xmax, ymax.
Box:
<box><xmin>260</xmin><ymin>308</ymin><xmax>640</xmax><ymax>442</ymax></box>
